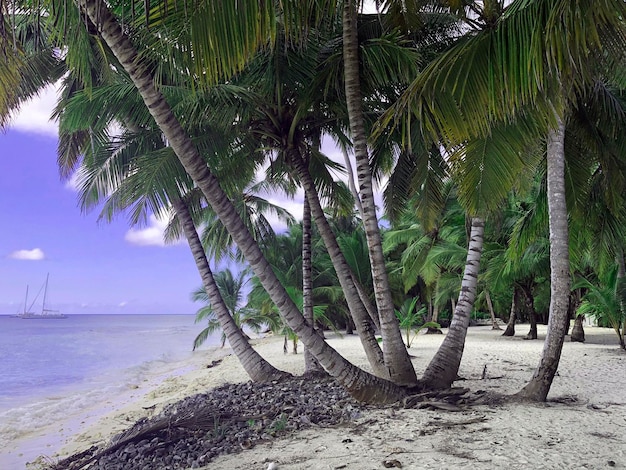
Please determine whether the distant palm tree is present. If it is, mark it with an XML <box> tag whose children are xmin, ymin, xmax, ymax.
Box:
<box><xmin>192</xmin><ymin>268</ymin><xmax>280</xmax><ymax>349</ymax></box>
<box><xmin>575</xmin><ymin>268</ymin><xmax>626</xmax><ymax>350</ymax></box>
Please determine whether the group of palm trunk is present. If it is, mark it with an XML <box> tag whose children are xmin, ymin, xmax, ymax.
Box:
<box><xmin>4</xmin><ymin>0</ymin><xmax>626</xmax><ymax>404</ymax></box>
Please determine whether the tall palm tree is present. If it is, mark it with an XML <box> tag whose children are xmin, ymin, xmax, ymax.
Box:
<box><xmin>342</xmin><ymin>0</ymin><xmax>417</xmax><ymax>385</ymax></box>
<box><xmin>302</xmin><ymin>196</ymin><xmax>325</xmax><ymax>374</ymax></box>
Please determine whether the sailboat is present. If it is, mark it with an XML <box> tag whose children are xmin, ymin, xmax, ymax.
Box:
<box><xmin>19</xmin><ymin>274</ymin><xmax>68</xmax><ymax>319</ymax></box>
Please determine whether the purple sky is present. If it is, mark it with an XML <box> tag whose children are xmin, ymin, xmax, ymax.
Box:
<box><xmin>0</xmin><ymin>87</ymin><xmax>222</xmax><ymax>315</ymax></box>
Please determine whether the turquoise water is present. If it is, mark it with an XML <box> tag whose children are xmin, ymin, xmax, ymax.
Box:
<box><xmin>0</xmin><ymin>314</ymin><xmax>218</xmax><ymax>467</ymax></box>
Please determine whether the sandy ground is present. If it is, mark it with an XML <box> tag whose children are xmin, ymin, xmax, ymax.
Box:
<box><xmin>26</xmin><ymin>325</ymin><xmax>626</xmax><ymax>469</ymax></box>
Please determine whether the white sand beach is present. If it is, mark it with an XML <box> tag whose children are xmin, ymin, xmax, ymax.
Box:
<box><xmin>18</xmin><ymin>325</ymin><xmax>626</xmax><ymax>469</ymax></box>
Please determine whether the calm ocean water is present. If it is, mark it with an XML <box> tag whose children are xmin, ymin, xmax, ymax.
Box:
<box><xmin>0</xmin><ymin>314</ymin><xmax>219</xmax><ymax>467</ymax></box>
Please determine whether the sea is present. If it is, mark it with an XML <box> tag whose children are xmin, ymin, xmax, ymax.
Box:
<box><xmin>0</xmin><ymin>314</ymin><xmax>220</xmax><ymax>469</ymax></box>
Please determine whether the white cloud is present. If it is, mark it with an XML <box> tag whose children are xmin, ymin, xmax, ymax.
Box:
<box><xmin>264</xmin><ymin>193</ymin><xmax>304</xmax><ymax>233</ymax></box>
<box><xmin>125</xmin><ymin>214</ymin><xmax>181</xmax><ymax>247</ymax></box>
<box><xmin>64</xmin><ymin>170</ymin><xmax>83</xmax><ymax>191</ymax></box>
<box><xmin>10</xmin><ymin>248</ymin><xmax>45</xmax><ymax>260</ymax></box>
<box><xmin>8</xmin><ymin>84</ymin><xmax>59</xmax><ymax>137</ymax></box>
<box><xmin>118</xmin><ymin>301</ymin><xmax>128</xmax><ymax>307</ymax></box>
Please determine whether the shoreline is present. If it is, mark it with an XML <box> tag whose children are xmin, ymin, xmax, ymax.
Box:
<box><xmin>8</xmin><ymin>325</ymin><xmax>626</xmax><ymax>469</ymax></box>
<box><xmin>2</xmin><ymin>345</ymin><xmax>230</xmax><ymax>469</ymax></box>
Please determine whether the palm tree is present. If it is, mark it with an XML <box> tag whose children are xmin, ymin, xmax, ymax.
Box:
<box><xmin>54</xmin><ymin>69</ymin><xmax>293</xmax><ymax>382</ymax></box>
<box><xmin>575</xmin><ymin>267</ymin><xmax>626</xmax><ymax>350</ymax></box>
<box><xmin>192</xmin><ymin>267</ymin><xmax>278</xmax><ymax>349</ymax></box>
<box><xmin>342</xmin><ymin>0</ymin><xmax>417</xmax><ymax>386</ymax></box>
<box><xmin>175</xmin><ymin>199</ymin><xmax>290</xmax><ymax>381</ymax></box>
<box><xmin>420</xmin><ymin>217</ymin><xmax>484</xmax><ymax>388</ymax></box>
<box><xmin>301</xmin><ymin>196</ymin><xmax>325</xmax><ymax>374</ymax></box>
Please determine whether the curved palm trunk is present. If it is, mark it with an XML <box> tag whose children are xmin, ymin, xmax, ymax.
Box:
<box><xmin>522</xmin><ymin>285</ymin><xmax>538</xmax><ymax>340</ymax></box>
<box><xmin>351</xmin><ymin>272</ymin><xmax>381</xmax><ymax>330</ymax></box>
<box><xmin>302</xmin><ymin>196</ymin><xmax>324</xmax><ymax>375</ymax></box>
<box><xmin>570</xmin><ymin>315</ymin><xmax>585</xmax><ymax>342</ymax></box>
<box><xmin>80</xmin><ymin>0</ymin><xmax>406</xmax><ymax>403</ymax></box>
<box><xmin>290</xmin><ymin>153</ymin><xmax>387</xmax><ymax>377</ymax></box>
<box><xmin>421</xmin><ymin>217</ymin><xmax>485</xmax><ymax>389</ymax></box>
<box><xmin>518</xmin><ymin>116</ymin><xmax>570</xmax><ymax>401</ymax></box>
<box><xmin>342</xmin><ymin>0</ymin><xmax>416</xmax><ymax>386</ymax></box>
<box><xmin>502</xmin><ymin>287</ymin><xmax>518</xmax><ymax>336</ymax></box>
<box><xmin>174</xmin><ymin>199</ymin><xmax>289</xmax><ymax>382</ymax></box>
<box><xmin>484</xmin><ymin>290</ymin><xmax>501</xmax><ymax>330</ymax></box>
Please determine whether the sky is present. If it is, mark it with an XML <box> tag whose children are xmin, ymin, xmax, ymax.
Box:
<box><xmin>0</xmin><ymin>86</ymin><xmax>230</xmax><ymax>315</ymax></box>
<box><xmin>0</xmin><ymin>84</ymin><xmax>354</xmax><ymax>316</ymax></box>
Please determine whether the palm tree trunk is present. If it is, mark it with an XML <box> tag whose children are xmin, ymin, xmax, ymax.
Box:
<box><xmin>302</xmin><ymin>196</ymin><xmax>324</xmax><ymax>375</ymax></box>
<box><xmin>570</xmin><ymin>315</ymin><xmax>585</xmax><ymax>342</ymax></box>
<box><xmin>79</xmin><ymin>0</ymin><xmax>407</xmax><ymax>403</ymax></box>
<box><xmin>484</xmin><ymin>290</ymin><xmax>501</xmax><ymax>330</ymax></box>
<box><xmin>502</xmin><ymin>288</ymin><xmax>518</xmax><ymax>336</ymax></box>
<box><xmin>517</xmin><ymin>116</ymin><xmax>570</xmax><ymax>401</ymax></box>
<box><xmin>522</xmin><ymin>285</ymin><xmax>538</xmax><ymax>340</ymax></box>
<box><xmin>425</xmin><ymin>301</ymin><xmax>441</xmax><ymax>334</ymax></box>
<box><xmin>173</xmin><ymin>199</ymin><xmax>289</xmax><ymax>382</ymax></box>
<box><xmin>342</xmin><ymin>0</ymin><xmax>416</xmax><ymax>386</ymax></box>
<box><xmin>290</xmin><ymin>153</ymin><xmax>387</xmax><ymax>377</ymax></box>
<box><xmin>526</xmin><ymin>311</ymin><xmax>538</xmax><ymax>340</ymax></box>
<box><xmin>351</xmin><ymin>272</ymin><xmax>381</xmax><ymax>331</ymax></box>
<box><xmin>421</xmin><ymin>217</ymin><xmax>485</xmax><ymax>389</ymax></box>
<box><xmin>341</xmin><ymin>145</ymin><xmax>364</xmax><ymax>216</ymax></box>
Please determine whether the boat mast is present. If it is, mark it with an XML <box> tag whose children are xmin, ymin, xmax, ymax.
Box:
<box><xmin>41</xmin><ymin>273</ymin><xmax>49</xmax><ymax>315</ymax></box>
<box><xmin>24</xmin><ymin>285</ymin><xmax>29</xmax><ymax>315</ymax></box>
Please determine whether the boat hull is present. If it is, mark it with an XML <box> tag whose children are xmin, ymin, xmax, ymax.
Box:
<box><xmin>18</xmin><ymin>313</ymin><xmax>68</xmax><ymax>319</ymax></box>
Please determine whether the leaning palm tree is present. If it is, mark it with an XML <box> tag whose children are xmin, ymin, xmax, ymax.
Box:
<box><xmin>53</xmin><ymin>55</ymin><xmax>291</xmax><ymax>383</ymax></box>
<box><xmin>341</xmin><ymin>0</ymin><xmax>417</xmax><ymax>385</ymax></box>
<box><xmin>173</xmin><ymin>197</ymin><xmax>291</xmax><ymax>382</ymax></box>
<box><xmin>59</xmin><ymin>83</ymin><xmax>287</xmax><ymax>381</ymax></box>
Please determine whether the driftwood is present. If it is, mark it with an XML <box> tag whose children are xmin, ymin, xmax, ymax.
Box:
<box><xmin>402</xmin><ymin>387</ymin><xmax>472</xmax><ymax>409</ymax></box>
